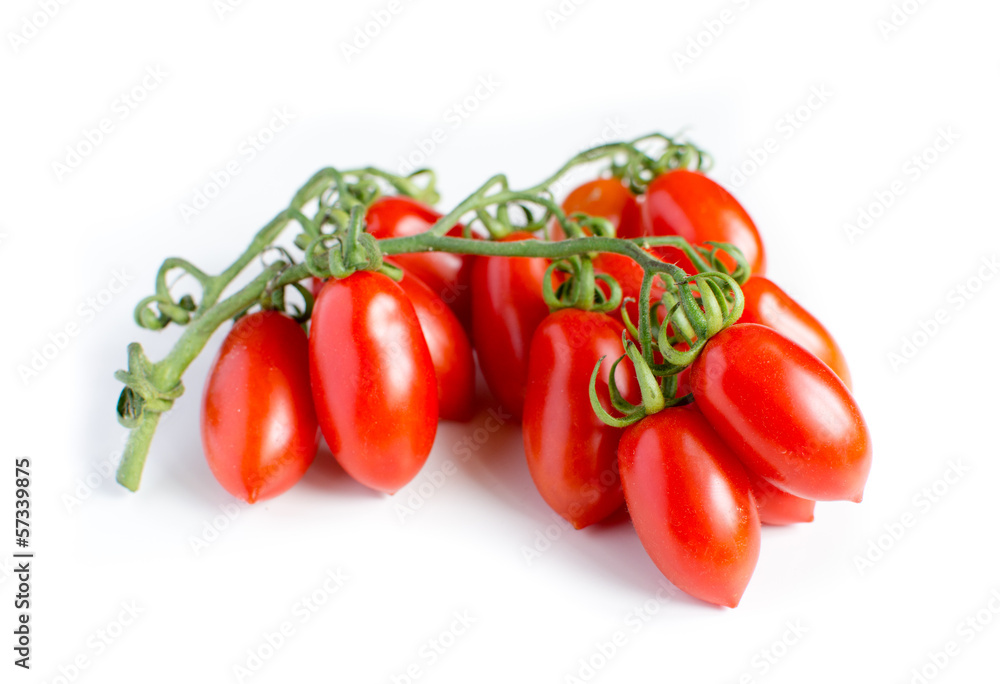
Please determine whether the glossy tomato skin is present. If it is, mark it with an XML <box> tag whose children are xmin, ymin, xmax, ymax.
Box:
<box><xmin>471</xmin><ymin>232</ymin><xmax>550</xmax><ymax>420</ymax></box>
<box><xmin>366</xmin><ymin>196</ymin><xmax>474</xmax><ymax>329</ymax></box>
<box><xmin>691</xmin><ymin>324</ymin><xmax>871</xmax><ymax>502</ymax></box>
<box><xmin>739</xmin><ymin>276</ymin><xmax>852</xmax><ymax>389</ymax></box>
<box><xmin>642</xmin><ymin>170</ymin><xmax>766</xmax><ymax>276</ymax></box>
<box><xmin>522</xmin><ymin>310</ymin><xmax>638</xmax><ymax>529</ymax></box>
<box><xmin>554</xmin><ymin>179</ymin><xmax>642</xmax><ymax>240</ymax></box>
<box><xmin>750</xmin><ymin>474</ymin><xmax>816</xmax><ymax>525</ymax></box>
<box><xmin>395</xmin><ymin>268</ymin><xmax>476</xmax><ymax>422</ymax></box>
<box><xmin>618</xmin><ymin>407</ymin><xmax>761</xmax><ymax>608</ymax></box>
<box><xmin>201</xmin><ymin>311</ymin><xmax>319</xmax><ymax>503</ymax></box>
<box><xmin>309</xmin><ymin>271</ymin><xmax>438</xmax><ymax>493</ymax></box>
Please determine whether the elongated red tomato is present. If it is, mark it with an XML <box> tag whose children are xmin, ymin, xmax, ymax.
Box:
<box><xmin>522</xmin><ymin>309</ymin><xmax>638</xmax><ymax>529</ymax></box>
<box><xmin>395</xmin><ymin>268</ymin><xmax>476</xmax><ymax>422</ymax></box>
<box><xmin>618</xmin><ymin>407</ymin><xmax>761</xmax><ymax>608</ymax></box>
<box><xmin>750</xmin><ymin>474</ymin><xmax>815</xmax><ymax>525</ymax></box>
<box><xmin>201</xmin><ymin>311</ymin><xmax>318</xmax><ymax>503</ymax></box>
<box><xmin>309</xmin><ymin>271</ymin><xmax>438</xmax><ymax>493</ymax></box>
<box><xmin>554</xmin><ymin>178</ymin><xmax>642</xmax><ymax>240</ymax></box>
<box><xmin>366</xmin><ymin>196</ymin><xmax>474</xmax><ymax>328</ymax></box>
<box><xmin>642</xmin><ymin>170</ymin><xmax>766</xmax><ymax>276</ymax></box>
<box><xmin>471</xmin><ymin>232</ymin><xmax>549</xmax><ymax>420</ymax></box>
<box><xmin>739</xmin><ymin>276</ymin><xmax>852</xmax><ymax>389</ymax></box>
<box><xmin>691</xmin><ymin>324</ymin><xmax>871</xmax><ymax>502</ymax></box>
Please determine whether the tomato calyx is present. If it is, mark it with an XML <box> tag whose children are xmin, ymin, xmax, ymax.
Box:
<box><xmin>542</xmin><ymin>256</ymin><xmax>621</xmax><ymax>314</ymax></box>
<box><xmin>589</xmin><ymin>267</ymin><xmax>745</xmax><ymax>428</ymax></box>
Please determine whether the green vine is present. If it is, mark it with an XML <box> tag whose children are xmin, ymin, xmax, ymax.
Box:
<box><xmin>114</xmin><ymin>134</ymin><xmax>742</xmax><ymax>492</ymax></box>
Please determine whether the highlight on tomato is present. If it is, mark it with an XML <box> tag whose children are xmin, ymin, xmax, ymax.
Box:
<box><xmin>201</xmin><ymin>310</ymin><xmax>319</xmax><ymax>503</ymax></box>
<box><xmin>642</xmin><ymin>170</ymin><xmax>766</xmax><ymax>276</ymax></box>
<box><xmin>690</xmin><ymin>323</ymin><xmax>872</xmax><ymax>502</ymax></box>
<box><xmin>309</xmin><ymin>270</ymin><xmax>438</xmax><ymax>494</ymax></box>
<box><xmin>395</xmin><ymin>266</ymin><xmax>476</xmax><ymax>422</ymax></box>
<box><xmin>739</xmin><ymin>275</ymin><xmax>852</xmax><ymax>389</ymax></box>
<box><xmin>365</xmin><ymin>196</ymin><xmax>474</xmax><ymax>329</ymax></box>
<box><xmin>471</xmin><ymin>232</ymin><xmax>550</xmax><ymax>420</ymax></box>
<box><xmin>618</xmin><ymin>406</ymin><xmax>761</xmax><ymax>608</ymax></box>
<box><xmin>522</xmin><ymin>309</ymin><xmax>638</xmax><ymax>529</ymax></box>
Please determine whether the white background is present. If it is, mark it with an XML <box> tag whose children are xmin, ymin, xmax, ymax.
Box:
<box><xmin>2</xmin><ymin>0</ymin><xmax>999</xmax><ymax>682</ymax></box>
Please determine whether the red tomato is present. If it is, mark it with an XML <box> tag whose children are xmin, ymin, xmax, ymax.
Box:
<box><xmin>366</xmin><ymin>196</ymin><xmax>474</xmax><ymax>329</ymax></box>
<box><xmin>201</xmin><ymin>311</ymin><xmax>319</xmax><ymax>503</ymax></box>
<box><xmin>691</xmin><ymin>324</ymin><xmax>871</xmax><ymax>502</ymax></box>
<box><xmin>750</xmin><ymin>474</ymin><xmax>816</xmax><ymax>525</ymax></box>
<box><xmin>471</xmin><ymin>232</ymin><xmax>550</xmax><ymax>420</ymax></box>
<box><xmin>554</xmin><ymin>178</ymin><xmax>642</xmax><ymax>240</ymax></box>
<box><xmin>739</xmin><ymin>276</ymin><xmax>852</xmax><ymax>389</ymax></box>
<box><xmin>395</xmin><ymin>268</ymin><xmax>476</xmax><ymax>422</ymax></box>
<box><xmin>309</xmin><ymin>271</ymin><xmax>438</xmax><ymax>493</ymax></box>
<box><xmin>642</xmin><ymin>170</ymin><xmax>766</xmax><ymax>276</ymax></box>
<box><xmin>522</xmin><ymin>309</ymin><xmax>638</xmax><ymax>529</ymax></box>
<box><xmin>618</xmin><ymin>407</ymin><xmax>761</xmax><ymax>608</ymax></box>
<box><xmin>592</xmin><ymin>252</ymin><xmax>666</xmax><ymax>328</ymax></box>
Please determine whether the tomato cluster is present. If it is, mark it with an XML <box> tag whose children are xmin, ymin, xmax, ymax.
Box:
<box><xmin>198</xmin><ymin>168</ymin><xmax>870</xmax><ymax>608</ymax></box>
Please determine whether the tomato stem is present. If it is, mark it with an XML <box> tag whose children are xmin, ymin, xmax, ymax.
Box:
<box><xmin>113</xmin><ymin>134</ymin><xmax>728</xmax><ymax>492</ymax></box>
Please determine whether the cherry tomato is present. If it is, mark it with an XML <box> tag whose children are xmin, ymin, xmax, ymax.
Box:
<box><xmin>750</xmin><ymin>474</ymin><xmax>816</xmax><ymax>525</ymax></box>
<box><xmin>201</xmin><ymin>311</ymin><xmax>319</xmax><ymax>503</ymax></box>
<box><xmin>554</xmin><ymin>178</ymin><xmax>642</xmax><ymax>240</ymax></box>
<box><xmin>739</xmin><ymin>276</ymin><xmax>852</xmax><ymax>389</ymax></box>
<box><xmin>522</xmin><ymin>309</ymin><xmax>638</xmax><ymax>529</ymax></box>
<box><xmin>618</xmin><ymin>406</ymin><xmax>761</xmax><ymax>608</ymax></box>
<box><xmin>395</xmin><ymin>267</ymin><xmax>476</xmax><ymax>422</ymax></box>
<box><xmin>471</xmin><ymin>232</ymin><xmax>550</xmax><ymax>420</ymax></box>
<box><xmin>691</xmin><ymin>324</ymin><xmax>871</xmax><ymax>502</ymax></box>
<box><xmin>366</xmin><ymin>196</ymin><xmax>474</xmax><ymax>329</ymax></box>
<box><xmin>642</xmin><ymin>170</ymin><xmax>766</xmax><ymax>276</ymax></box>
<box><xmin>309</xmin><ymin>271</ymin><xmax>438</xmax><ymax>493</ymax></box>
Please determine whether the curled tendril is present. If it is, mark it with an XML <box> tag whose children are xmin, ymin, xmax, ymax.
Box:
<box><xmin>256</xmin><ymin>246</ymin><xmax>318</xmax><ymax>321</ymax></box>
<box><xmin>134</xmin><ymin>258</ymin><xmax>210</xmax><ymax>331</ymax></box>
<box><xmin>608</xmin><ymin>133</ymin><xmax>713</xmax><ymax>195</ymax></box>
